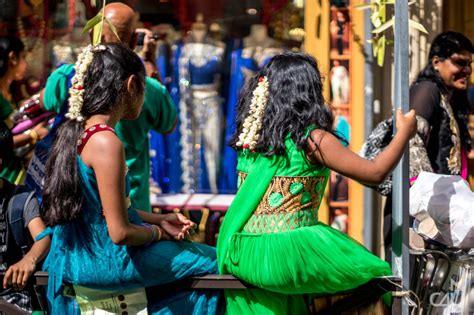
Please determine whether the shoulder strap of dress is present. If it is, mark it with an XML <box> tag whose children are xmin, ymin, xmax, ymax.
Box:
<box><xmin>77</xmin><ymin>124</ymin><xmax>116</xmax><ymax>154</ymax></box>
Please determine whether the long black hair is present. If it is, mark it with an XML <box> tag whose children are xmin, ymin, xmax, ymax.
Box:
<box><xmin>0</xmin><ymin>36</ymin><xmax>24</xmax><ymax>102</ymax></box>
<box><xmin>41</xmin><ymin>43</ymin><xmax>145</xmax><ymax>226</ymax></box>
<box><xmin>0</xmin><ymin>36</ymin><xmax>24</xmax><ymax>78</ymax></box>
<box><xmin>230</xmin><ymin>52</ymin><xmax>339</xmax><ymax>156</ymax></box>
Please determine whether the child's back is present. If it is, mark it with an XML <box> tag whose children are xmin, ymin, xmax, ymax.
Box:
<box><xmin>217</xmin><ymin>52</ymin><xmax>416</xmax><ymax>314</ymax></box>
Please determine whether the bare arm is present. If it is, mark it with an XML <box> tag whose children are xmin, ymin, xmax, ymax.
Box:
<box><xmin>12</xmin><ymin>121</ymin><xmax>48</xmax><ymax>148</ymax></box>
<box><xmin>307</xmin><ymin>109</ymin><xmax>417</xmax><ymax>185</ymax></box>
<box><xmin>3</xmin><ymin>217</ymin><xmax>50</xmax><ymax>290</ymax></box>
<box><xmin>38</xmin><ymin>88</ymin><xmax>45</xmax><ymax>110</ymax></box>
<box><xmin>85</xmin><ymin>132</ymin><xmax>168</xmax><ymax>245</ymax></box>
<box><xmin>136</xmin><ymin>28</ymin><xmax>158</xmax><ymax>79</ymax></box>
<box><xmin>136</xmin><ymin>210</ymin><xmax>196</xmax><ymax>240</ymax></box>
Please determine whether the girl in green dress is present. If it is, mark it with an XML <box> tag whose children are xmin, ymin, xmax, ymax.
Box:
<box><xmin>217</xmin><ymin>52</ymin><xmax>417</xmax><ymax>314</ymax></box>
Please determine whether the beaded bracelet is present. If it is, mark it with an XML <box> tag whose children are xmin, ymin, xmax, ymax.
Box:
<box><xmin>142</xmin><ymin>223</ymin><xmax>155</xmax><ymax>246</ymax></box>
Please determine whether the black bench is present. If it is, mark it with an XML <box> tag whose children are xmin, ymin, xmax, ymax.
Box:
<box><xmin>0</xmin><ymin>272</ymin><xmax>402</xmax><ymax>314</ymax></box>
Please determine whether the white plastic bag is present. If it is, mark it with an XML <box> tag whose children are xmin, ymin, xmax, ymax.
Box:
<box><xmin>409</xmin><ymin>172</ymin><xmax>474</xmax><ymax>248</ymax></box>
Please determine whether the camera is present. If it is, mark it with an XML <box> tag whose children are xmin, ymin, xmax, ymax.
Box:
<box><xmin>136</xmin><ymin>32</ymin><xmax>160</xmax><ymax>46</ymax></box>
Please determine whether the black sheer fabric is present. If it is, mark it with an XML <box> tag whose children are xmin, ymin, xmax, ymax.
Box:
<box><xmin>409</xmin><ymin>80</ymin><xmax>470</xmax><ymax>174</ymax></box>
<box><xmin>410</xmin><ymin>81</ymin><xmax>440</xmax><ymax>122</ymax></box>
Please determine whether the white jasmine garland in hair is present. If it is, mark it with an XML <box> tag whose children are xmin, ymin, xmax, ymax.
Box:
<box><xmin>66</xmin><ymin>45</ymin><xmax>95</xmax><ymax>121</ymax></box>
<box><xmin>236</xmin><ymin>76</ymin><xmax>269</xmax><ymax>151</ymax></box>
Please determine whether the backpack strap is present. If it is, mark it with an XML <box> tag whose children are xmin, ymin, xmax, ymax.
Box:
<box><xmin>7</xmin><ymin>186</ymin><xmax>36</xmax><ymax>256</ymax></box>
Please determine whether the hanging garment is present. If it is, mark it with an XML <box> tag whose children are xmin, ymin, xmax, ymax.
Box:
<box><xmin>219</xmin><ymin>46</ymin><xmax>281</xmax><ymax>192</ymax></box>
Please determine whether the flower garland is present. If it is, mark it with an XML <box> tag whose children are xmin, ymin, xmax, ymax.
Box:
<box><xmin>66</xmin><ymin>45</ymin><xmax>106</xmax><ymax>121</ymax></box>
<box><xmin>236</xmin><ymin>76</ymin><xmax>269</xmax><ymax>151</ymax></box>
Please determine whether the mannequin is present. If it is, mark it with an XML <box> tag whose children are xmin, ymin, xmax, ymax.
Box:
<box><xmin>241</xmin><ymin>24</ymin><xmax>281</xmax><ymax>77</ymax></box>
<box><xmin>50</xmin><ymin>34</ymin><xmax>75</xmax><ymax>69</ymax></box>
<box><xmin>330</xmin><ymin>60</ymin><xmax>349</xmax><ymax>105</ymax></box>
<box><xmin>243</xmin><ymin>24</ymin><xmax>277</xmax><ymax>49</ymax></box>
<box><xmin>16</xmin><ymin>14</ymin><xmax>45</xmax><ymax>80</ymax></box>
<box><xmin>330</xmin><ymin>10</ymin><xmax>349</xmax><ymax>55</ymax></box>
<box><xmin>170</xmin><ymin>14</ymin><xmax>225</xmax><ymax>194</ymax></box>
<box><xmin>220</xmin><ymin>24</ymin><xmax>282</xmax><ymax>192</ymax></box>
<box><xmin>209</xmin><ymin>23</ymin><xmax>224</xmax><ymax>42</ymax></box>
<box><xmin>190</xmin><ymin>16</ymin><xmax>207</xmax><ymax>42</ymax></box>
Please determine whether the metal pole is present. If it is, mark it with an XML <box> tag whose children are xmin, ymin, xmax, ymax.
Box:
<box><xmin>363</xmin><ymin>8</ymin><xmax>374</xmax><ymax>251</ymax></box>
<box><xmin>392</xmin><ymin>0</ymin><xmax>410</xmax><ymax>314</ymax></box>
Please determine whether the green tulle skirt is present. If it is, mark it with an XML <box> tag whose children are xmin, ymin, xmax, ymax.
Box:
<box><xmin>223</xmin><ymin>222</ymin><xmax>391</xmax><ymax>314</ymax></box>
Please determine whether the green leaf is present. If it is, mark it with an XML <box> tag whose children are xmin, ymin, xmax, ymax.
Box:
<box><xmin>372</xmin><ymin>17</ymin><xmax>394</xmax><ymax>34</ymax></box>
<box><xmin>379</xmin><ymin>3</ymin><xmax>386</xmax><ymax>22</ymax></box>
<box><xmin>92</xmin><ymin>21</ymin><xmax>103</xmax><ymax>45</ymax></box>
<box><xmin>371</xmin><ymin>11</ymin><xmax>382</xmax><ymax>28</ymax></box>
<box><xmin>372</xmin><ymin>37</ymin><xmax>379</xmax><ymax>56</ymax></box>
<box><xmin>377</xmin><ymin>35</ymin><xmax>386</xmax><ymax>66</ymax></box>
<box><xmin>82</xmin><ymin>13</ymin><xmax>102</xmax><ymax>35</ymax></box>
<box><xmin>354</xmin><ymin>3</ymin><xmax>373</xmax><ymax>10</ymax></box>
<box><xmin>104</xmin><ymin>17</ymin><xmax>121</xmax><ymax>41</ymax></box>
<box><xmin>409</xmin><ymin>19</ymin><xmax>428</xmax><ymax>34</ymax></box>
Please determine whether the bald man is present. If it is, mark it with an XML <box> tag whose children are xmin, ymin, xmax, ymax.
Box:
<box><xmin>26</xmin><ymin>3</ymin><xmax>177</xmax><ymax>212</ymax></box>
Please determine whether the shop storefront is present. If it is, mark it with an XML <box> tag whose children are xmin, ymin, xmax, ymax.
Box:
<box><xmin>1</xmin><ymin>0</ymin><xmax>369</xmax><ymax>239</ymax></box>
<box><xmin>2</xmin><ymin>1</ymin><xmax>471</xmax><ymax>245</ymax></box>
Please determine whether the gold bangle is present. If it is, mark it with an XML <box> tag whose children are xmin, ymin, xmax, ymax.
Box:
<box><xmin>24</xmin><ymin>129</ymin><xmax>38</xmax><ymax>145</ymax></box>
<box><xmin>156</xmin><ymin>226</ymin><xmax>162</xmax><ymax>241</ymax></box>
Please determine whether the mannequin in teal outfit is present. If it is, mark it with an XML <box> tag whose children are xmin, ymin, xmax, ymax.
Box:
<box><xmin>40</xmin><ymin>43</ymin><xmax>220</xmax><ymax>314</ymax></box>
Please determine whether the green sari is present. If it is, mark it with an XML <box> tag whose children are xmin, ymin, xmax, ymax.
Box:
<box><xmin>217</xmin><ymin>134</ymin><xmax>391</xmax><ymax>314</ymax></box>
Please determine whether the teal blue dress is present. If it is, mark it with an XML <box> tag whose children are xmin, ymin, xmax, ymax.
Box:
<box><xmin>40</xmin><ymin>156</ymin><xmax>220</xmax><ymax>314</ymax></box>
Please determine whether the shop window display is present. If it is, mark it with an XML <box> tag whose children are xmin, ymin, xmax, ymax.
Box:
<box><xmin>328</xmin><ymin>0</ymin><xmax>352</xmax><ymax>233</ymax></box>
<box><xmin>330</xmin><ymin>59</ymin><xmax>350</xmax><ymax>105</ymax></box>
<box><xmin>1</xmin><ymin>0</ymin><xmax>371</xmax><ymax>245</ymax></box>
<box><xmin>2</xmin><ymin>0</ymin><xmax>306</xmax><ymax>197</ymax></box>
<box><xmin>177</xmin><ymin>15</ymin><xmax>226</xmax><ymax>194</ymax></box>
<box><xmin>329</xmin><ymin>7</ymin><xmax>350</xmax><ymax>57</ymax></box>
<box><xmin>220</xmin><ymin>24</ymin><xmax>282</xmax><ymax>191</ymax></box>
<box><xmin>146</xmin><ymin>1</ymin><xmax>305</xmax><ymax>195</ymax></box>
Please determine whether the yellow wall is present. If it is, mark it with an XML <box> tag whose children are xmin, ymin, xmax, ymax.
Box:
<box><xmin>304</xmin><ymin>0</ymin><xmax>330</xmax><ymax>224</ymax></box>
<box><xmin>304</xmin><ymin>1</ymin><xmax>366</xmax><ymax>242</ymax></box>
<box><xmin>348</xmin><ymin>4</ymin><xmax>365</xmax><ymax>243</ymax></box>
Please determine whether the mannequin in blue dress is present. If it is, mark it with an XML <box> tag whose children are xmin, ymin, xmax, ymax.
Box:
<box><xmin>39</xmin><ymin>43</ymin><xmax>220</xmax><ymax>314</ymax></box>
<box><xmin>149</xmin><ymin>24</ymin><xmax>176</xmax><ymax>193</ymax></box>
<box><xmin>220</xmin><ymin>24</ymin><xmax>281</xmax><ymax>192</ymax></box>
<box><xmin>163</xmin><ymin>15</ymin><xmax>226</xmax><ymax>194</ymax></box>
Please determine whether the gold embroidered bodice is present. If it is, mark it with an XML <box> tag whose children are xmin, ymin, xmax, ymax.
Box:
<box><xmin>239</xmin><ymin>172</ymin><xmax>325</xmax><ymax>233</ymax></box>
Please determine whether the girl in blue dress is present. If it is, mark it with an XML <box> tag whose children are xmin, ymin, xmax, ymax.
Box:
<box><xmin>40</xmin><ymin>43</ymin><xmax>220</xmax><ymax>314</ymax></box>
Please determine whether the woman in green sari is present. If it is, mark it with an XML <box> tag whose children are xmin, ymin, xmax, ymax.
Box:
<box><xmin>0</xmin><ymin>36</ymin><xmax>48</xmax><ymax>183</ymax></box>
<box><xmin>217</xmin><ymin>52</ymin><xmax>417</xmax><ymax>314</ymax></box>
